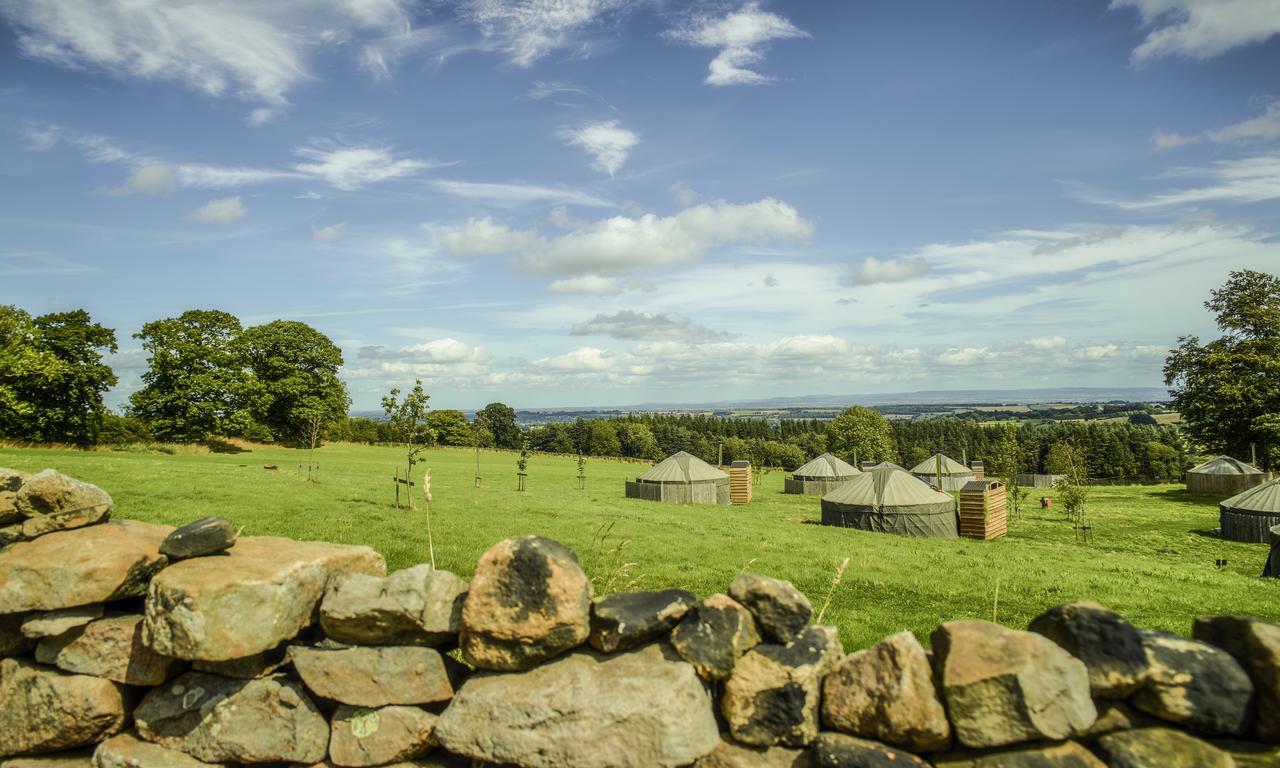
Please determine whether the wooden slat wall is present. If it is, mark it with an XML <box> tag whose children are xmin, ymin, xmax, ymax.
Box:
<box><xmin>1186</xmin><ymin>473</ymin><xmax>1268</xmax><ymax>496</ymax></box>
<box><xmin>730</xmin><ymin>465</ymin><xmax>753</xmax><ymax>505</ymax></box>
<box><xmin>959</xmin><ymin>482</ymin><xmax>1007</xmax><ymax>540</ymax></box>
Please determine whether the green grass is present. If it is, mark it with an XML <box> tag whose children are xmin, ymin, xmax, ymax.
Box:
<box><xmin>1</xmin><ymin>443</ymin><xmax>1275</xmax><ymax>651</ymax></box>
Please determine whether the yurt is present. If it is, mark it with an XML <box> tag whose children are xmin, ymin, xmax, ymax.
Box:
<box><xmin>1186</xmin><ymin>456</ymin><xmax>1265</xmax><ymax>495</ymax></box>
<box><xmin>1219</xmin><ymin>479</ymin><xmax>1280</xmax><ymax>543</ymax></box>
<box><xmin>624</xmin><ymin>451</ymin><xmax>730</xmax><ymax>505</ymax></box>
<box><xmin>784</xmin><ymin>453</ymin><xmax>860</xmax><ymax>495</ymax></box>
<box><xmin>867</xmin><ymin>461</ymin><xmax>906</xmax><ymax>471</ymax></box>
<box><xmin>820</xmin><ymin>466</ymin><xmax>958</xmax><ymax>538</ymax></box>
<box><xmin>910</xmin><ymin>453</ymin><xmax>976</xmax><ymax>491</ymax></box>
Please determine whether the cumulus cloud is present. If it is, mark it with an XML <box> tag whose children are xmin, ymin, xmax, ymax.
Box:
<box><xmin>1077</xmin><ymin>153</ymin><xmax>1280</xmax><ymax>209</ymax></box>
<box><xmin>313</xmin><ymin>222</ymin><xmax>345</xmax><ymax>241</ymax></box>
<box><xmin>847</xmin><ymin>256</ymin><xmax>929</xmax><ymax>286</ymax></box>
<box><xmin>1112</xmin><ymin>0</ymin><xmax>1280</xmax><ymax>63</ymax></box>
<box><xmin>547</xmin><ymin>275</ymin><xmax>653</xmax><ymax>295</ymax></box>
<box><xmin>359</xmin><ymin>338</ymin><xmax>486</xmax><ymax>363</ymax></box>
<box><xmin>666</xmin><ymin>2</ymin><xmax>808</xmax><ymax>86</ymax></box>
<box><xmin>558</xmin><ymin>120</ymin><xmax>639</xmax><ymax>176</ymax></box>
<box><xmin>439</xmin><ymin>216</ymin><xmax>540</xmax><ymax>256</ymax></box>
<box><xmin>457</xmin><ymin>0</ymin><xmax>628</xmax><ymax>67</ymax></box>
<box><xmin>190</xmin><ymin>196</ymin><xmax>246</xmax><ymax>223</ymax></box>
<box><xmin>105</xmin><ymin>163</ymin><xmax>177</xmax><ymax>195</ymax></box>
<box><xmin>431</xmin><ymin>179</ymin><xmax>613</xmax><ymax>208</ymax></box>
<box><xmin>570</xmin><ymin>310</ymin><xmax>733</xmax><ymax>342</ymax></box>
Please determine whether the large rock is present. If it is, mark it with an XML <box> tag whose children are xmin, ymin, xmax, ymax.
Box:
<box><xmin>36</xmin><ymin>614</ymin><xmax>182</xmax><ymax>686</ymax></box>
<box><xmin>1095</xmin><ymin>727</ymin><xmax>1235</xmax><ymax>768</ymax></box>
<box><xmin>1194</xmin><ymin>615</ymin><xmax>1280</xmax><ymax>742</ymax></box>
<box><xmin>21</xmin><ymin>606</ymin><xmax>104</xmax><ymax>639</ymax></box>
<box><xmin>459</xmin><ymin>536</ymin><xmax>591</xmax><ymax>671</ymax></box>
<box><xmin>811</xmin><ymin>733</ymin><xmax>930</xmax><ymax>767</ymax></box>
<box><xmin>0</xmin><ymin>468</ymin><xmax>26</xmax><ymax>526</ymax></box>
<box><xmin>0</xmin><ymin>658</ymin><xmax>128</xmax><ymax>758</ymax></box>
<box><xmin>821</xmin><ymin>630</ymin><xmax>950</xmax><ymax>752</ymax></box>
<box><xmin>671</xmin><ymin>594</ymin><xmax>762</xmax><ymax>681</ymax></box>
<box><xmin>0</xmin><ymin>520</ymin><xmax>171</xmax><ymax>613</ymax></box>
<box><xmin>2</xmin><ymin>753</ymin><xmax>93</xmax><ymax>768</ymax></box>
<box><xmin>1130</xmin><ymin>630</ymin><xmax>1254</xmax><ymax>736</ymax></box>
<box><xmin>13</xmin><ymin>470</ymin><xmax>112</xmax><ymax>539</ymax></box>
<box><xmin>290</xmin><ymin>646</ymin><xmax>453</xmax><ymax>707</ymax></box>
<box><xmin>320</xmin><ymin>565</ymin><xmax>468</xmax><ymax>647</ymax></box>
<box><xmin>328</xmin><ymin>705</ymin><xmax>437</xmax><ymax>767</ymax></box>
<box><xmin>1028</xmin><ymin>601</ymin><xmax>1151</xmax><ymax>698</ymax></box>
<box><xmin>931</xmin><ymin>741</ymin><xmax>1106</xmax><ymax>767</ymax></box>
<box><xmin>723</xmin><ymin>625</ymin><xmax>843</xmax><ymax>747</ymax></box>
<box><xmin>133</xmin><ymin>671</ymin><xmax>329</xmax><ymax>764</ymax></box>
<box><xmin>729</xmin><ymin>573</ymin><xmax>813</xmax><ymax>644</ymax></box>
<box><xmin>0</xmin><ymin>613</ymin><xmax>33</xmax><ymax>658</ymax></box>
<box><xmin>91</xmin><ymin>732</ymin><xmax>230</xmax><ymax>768</ymax></box>
<box><xmin>1082</xmin><ymin>701</ymin><xmax>1160</xmax><ymax>739</ymax></box>
<box><xmin>694</xmin><ymin>738</ymin><xmax>813</xmax><ymax>768</ymax></box>
<box><xmin>931</xmin><ymin>620</ymin><xmax>1096</xmax><ymax>749</ymax></box>
<box><xmin>191</xmin><ymin>643</ymin><xmax>289</xmax><ymax>679</ymax></box>
<box><xmin>589</xmin><ymin>588</ymin><xmax>696</xmax><ymax>653</ymax></box>
<box><xmin>159</xmin><ymin>517</ymin><xmax>237</xmax><ymax>560</ymax></box>
<box><xmin>435</xmin><ymin>642</ymin><xmax>720</xmax><ymax>768</ymax></box>
<box><xmin>143</xmin><ymin>535</ymin><xmax>385</xmax><ymax>661</ymax></box>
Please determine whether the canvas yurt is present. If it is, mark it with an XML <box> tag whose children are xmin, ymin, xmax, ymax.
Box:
<box><xmin>1219</xmin><ymin>479</ymin><xmax>1280</xmax><ymax>543</ymax></box>
<box><xmin>820</xmin><ymin>466</ymin><xmax>958</xmax><ymax>538</ymax></box>
<box><xmin>910</xmin><ymin>452</ymin><xmax>976</xmax><ymax>491</ymax></box>
<box><xmin>784</xmin><ymin>453</ymin><xmax>861</xmax><ymax>495</ymax></box>
<box><xmin>1186</xmin><ymin>456</ymin><xmax>1265</xmax><ymax>495</ymax></box>
<box><xmin>624</xmin><ymin>450</ymin><xmax>730</xmax><ymax>505</ymax></box>
<box><xmin>867</xmin><ymin>461</ymin><xmax>906</xmax><ymax>471</ymax></box>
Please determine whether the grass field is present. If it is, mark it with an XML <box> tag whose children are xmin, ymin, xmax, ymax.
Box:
<box><xmin>1</xmin><ymin>442</ymin><xmax>1275</xmax><ymax>651</ymax></box>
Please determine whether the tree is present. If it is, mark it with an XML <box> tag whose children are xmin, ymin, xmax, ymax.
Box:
<box><xmin>617</xmin><ymin>422</ymin><xmax>661</xmax><ymax>460</ymax></box>
<box><xmin>1048</xmin><ymin>441</ymin><xmax>1090</xmax><ymax>522</ymax></box>
<box><xmin>427</xmin><ymin>409</ymin><xmax>474</xmax><ymax>446</ymax></box>
<box><xmin>382</xmin><ymin>380</ymin><xmax>434</xmax><ymax>507</ymax></box>
<box><xmin>240</xmin><ymin>321</ymin><xmax>349</xmax><ymax>445</ymax></box>
<box><xmin>825</xmin><ymin>406</ymin><xmax>893</xmax><ymax>465</ymax></box>
<box><xmin>1165</xmin><ymin>270</ymin><xmax>1280</xmax><ymax>466</ymax></box>
<box><xmin>476</xmin><ymin>402</ymin><xmax>520</xmax><ymax>449</ymax></box>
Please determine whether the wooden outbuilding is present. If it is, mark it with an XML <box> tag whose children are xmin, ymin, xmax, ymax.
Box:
<box><xmin>729</xmin><ymin>461</ymin><xmax>753</xmax><ymax>505</ymax></box>
<box><xmin>958</xmin><ymin>479</ymin><xmax>1007</xmax><ymax>540</ymax></box>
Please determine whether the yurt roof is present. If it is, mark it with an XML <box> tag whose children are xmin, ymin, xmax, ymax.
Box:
<box><xmin>868</xmin><ymin>461</ymin><xmax>906</xmax><ymax>471</ymax></box>
<box><xmin>1189</xmin><ymin>456</ymin><xmax>1263</xmax><ymax>476</ymax></box>
<box><xmin>637</xmin><ymin>451</ymin><xmax>728</xmax><ymax>483</ymax></box>
<box><xmin>822</xmin><ymin>466</ymin><xmax>953</xmax><ymax>507</ymax></box>
<box><xmin>793</xmin><ymin>453</ymin><xmax>860</xmax><ymax>479</ymax></box>
<box><xmin>1221</xmin><ymin>478</ymin><xmax>1280</xmax><ymax>514</ymax></box>
<box><xmin>909</xmin><ymin>453</ymin><xmax>972</xmax><ymax>476</ymax></box>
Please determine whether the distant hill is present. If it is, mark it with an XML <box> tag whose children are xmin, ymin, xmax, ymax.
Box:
<box><xmin>621</xmin><ymin>387</ymin><xmax>1170</xmax><ymax>411</ymax></box>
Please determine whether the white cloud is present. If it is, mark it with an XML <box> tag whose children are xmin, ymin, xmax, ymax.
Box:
<box><xmin>245</xmin><ymin>107</ymin><xmax>279</xmax><ymax>127</ymax></box>
<box><xmin>105</xmin><ymin>163</ymin><xmax>177</xmax><ymax>195</ymax></box>
<box><xmin>547</xmin><ymin>275</ymin><xmax>652</xmax><ymax>295</ymax></box>
<box><xmin>1153</xmin><ymin>130</ymin><xmax>1195</xmax><ymax>150</ymax></box>
<box><xmin>1078</xmin><ymin>153</ymin><xmax>1280</xmax><ymax>209</ymax></box>
<box><xmin>431</xmin><ymin>179</ymin><xmax>613</xmax><ymax>208</ymax></box>
<box><xmin>457</xmin><ymin>0</ymin><xmax>627</xmax><ymax>67</ymax></box>
<box><xmin>293</xmin><ymin>142</ymin><xmax>431</xmax><ymax>190</ymax></box>
<box><xmin>534</xmin><ymin>346</ymin><xmax>620</xmax><ymax>373</ymax></box>
<box><xmin>190</xmin><ymin>196</ymin><xmax>246</xmax><ymax>223</ymax></box>
<box><xmin>313</xmin><ymin>222</ymin><xmax>346</xmax><ymax>241</ymax></box>
<box><xmin>558</xmin><ymin>120</ymin><xmax>639</xmax><ymax>176</ymax></box>
<box><xmin>439</xmin><ymin>216</ymin><xmax>540</xmax><ymax>255</ymax></box>
<box><xmin>670</xmin><ymin>180</ymin><xmax>699</xmax><ymax>206</ymax></box>
<box><xmin>1154</xmin><ymin>101</ymin><xmax>1280</xmax><ymax>149</ymax></box>
<box><xmin>847</xmin><ymin>256</ymin><xmax>929</xmax><ymax>286</ymax></box>
<box><xmin>666</xmin><ymin>2</ymin><xmax>808</xmax><ymax>86</ymax></box>
<box><xmin>359</xmin><ymin>338</ymin><xmax>486</xmax><ymax>363</ymax></box>
<box><xmin>1113</xmin><ymin>0</ymin><xmax>1280</xmax><ymax>63</ymax></box>
<box><xmin>570</xmin><ymin>310</ymin><xmax>732</xmax><ymax>341</ymax></box>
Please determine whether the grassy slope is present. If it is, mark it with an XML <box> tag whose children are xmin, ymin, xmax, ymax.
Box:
<box><xmin>1</xmin><ymin>443</ymin><xmax>1275</xmax><ymax>651</ymax></box>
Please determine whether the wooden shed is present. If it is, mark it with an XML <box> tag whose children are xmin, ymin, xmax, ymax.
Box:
<box><xmin>1186</xmin><ymin>456</ymin><xmax>1265</xmax><ymax>496</ymax></box>
<box><xmin>958</xmin><ymin>479</ymin><xmax>1007</xmax><ymax>541</ymax></box>
<box><xmin>970</xmin><ymin>460</ymin><xmax>986</xmax><ymax>479</ymax></box>
<box><xmin>1220</xmin><ymin>479</ymin><xmax>1280</xmax><ymax>543</ymax></box>
<box><xmin>729</xmin><ymin>461</ymin><xmax>753</xmax><ymax>505</ymax></box>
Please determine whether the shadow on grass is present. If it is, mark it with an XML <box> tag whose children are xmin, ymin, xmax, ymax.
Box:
<box><xmin>206</xmin><ymin>438</ymin><xmax>250</xmax><ymax>454</ymax></box>
<box><xmin>1152</xmin><ymin>488</ymin><xmax>1225</xmax><ymax>508</ymax></box>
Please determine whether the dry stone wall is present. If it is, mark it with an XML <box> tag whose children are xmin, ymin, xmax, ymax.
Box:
<box><xmin>0</xmin><ymin>467</ymin><xmax>1278</xmax><ymax>767</ymax></box>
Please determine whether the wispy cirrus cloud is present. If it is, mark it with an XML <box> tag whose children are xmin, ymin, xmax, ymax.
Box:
<box><xmin>431</xmin><ymin>179</ymin><xmax>613</xmax><ymax>207</ymax></box>
<box><xmin>1076</xmin><ymin>153</ymin><xmax>1280</xmax><ymax>209</ymax></box>
<box><xmin>456</xmin><ymin>0</ymin><xmax>628</xmax><ymax>67</ymax></box>
<box><xmin>1154</xmin><ymin>101</ymin><xmax>1280</xmax><ymax>149</ymax></box>
<box><xmin>1112</xmin><ymin>0</ymin><xmax>1280</xmax><ymax>63</ymax></box>
<box><xmin>666</xmin><ymin>2</ymin><xmax>808</xmax><ymax>86</ymax></box>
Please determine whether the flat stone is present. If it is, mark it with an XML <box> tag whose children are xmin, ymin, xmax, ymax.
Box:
<box><xmin>321</xmin><ymin>565</ymin><xmax>468</xmax><ymax>647</ymax></box>
<box><xmin>304</xmin><ymin>759</ymin><xmax>469</xmax><ymax>768</ymax></box>
<box><xmin>37</xmin><ymin>614</ymin><xmax>182</xmax><ymax>686</ymax></box>
<box><xmin>159</xmin><ymin>516</ymin><xmax>237</xmax><ymax>560</ymax></box>
<box><xmin>435</xmin><ymin>642</ymin><xmax>720</xmax><ymax>768</ymax></box>
<box><xmin>290</xmin><ymin>646</ymin><xmax>453</xmax><ymax>707</ymax></box>
<box><xmin>21</xmin><ymin>605</ymin><xmax>105</xmax><ymax>639</ymax></box>
<box><xmin>723</xmin><ymin>625</ymin><xmax>843</xmax><ymax>747</ymax></box>
<box><xmin>729</xmin><ymin>573</ymin><xmax>813</xmax><ymax>644</ymax></box>
<box><xmin>1130</xmin><ymin>630</ymin><xmax>1254</xmax><ymax>736</ymax></box>
<box><xmin>0</xmin><ymin>520</ymin><xmax>171</xmax><ymax>613</ymax></box>
<box><xmin>0</xmin><ymin>658</ymin><xmax>128</xmax><ymax>758</ymax></box>
<box><xmin>671</xmin><ymin>593</ymin><xmax>762</xmax><ymax>681</ymax></box>
<box><xmin>14</xmin><ymin>471</ymin><xmax>112</xmax><ymax>539</ymax></box>
<box><xmin>328</xmin><ymin>705</ymin><xmax>437</xmax><ymax>767</ymax></box>
<box><xmin>142</xmin><ymin>535</ymin><xmax>385</xmax><ymax>661</ymax></box>
<box><xmin>694</xmin><ymin>738</ymin><xmax>813</xmax><ymax>767</ymax></box>
<box><xmin>931</xmin><ymin>620</ymin><xmax>1096</xmax><ymax>749</ymax></box>
<box><xmin>931</xmin><ymin>741</ymin><xmax>1106</xmax><ymax>767</ymax></box>
<box><xmin>1028</xmin><ymin>601</ymin><xmax>1151</xmax><ymax>699</ymax></box>
<box><xmin>589</xmin><ymin>588</ymin><xmax>696</xmax><ymax>653</ymax></box>
<box><xmin>1</xmin><ymin>751</ymin><xmax>93</xmax><ymax>768</ymax></box>
<box><xmin>133</xmin><ymin>671</ymin><xmax>329</xmax><ymax>764</ymax></box>
<box><xmin>91</xmin><ymin>732</ymin><xmax>230</xmax><ymax>768</ymax></box>
<box><xmin>0</xmin><ymin>613</ymin><xmax>33</xmax><ymax>658</ymax></box>
<box><xmin>821</xmin><ymin>630</ymin><xmax>951</xmax><ymax>752</ymax></box>
<box><xmin>191</xmin><ymin>642</ymin><xmax>289</xmax><ymax>678</ymax></box>
<box><xmin>460</xmin><ymin>536</ymin><xmax>591</xmax><ymax>671</ymax></box>
<box><xmin>1194</xmin><ymin>615</ymin><xmax>1280</xmax><ymax>742</ymax></box>
<box><xmin>1082</xmin><ymin>701</ymin><xmax>1160</xmax><ymax>739</ymax></box>
<box><xmin>811</xmin><ymin>733</ymin><xmax>930</xmax><ymax>767</ymax></box>
<box><xmin>1095</xmin><ymin>727</ymin><xmax>1235</xmax><ymax>768</ymax></box>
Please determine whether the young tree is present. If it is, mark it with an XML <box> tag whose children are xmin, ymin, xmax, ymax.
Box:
<box><xmin>516</xmin><ymin>439</ymin><xmax>530</xmax><ymax>491</ymax></box>
<box><xmin>1048</xmin><ymin>441</ymin><xmax>1091</xmax><ymax>522</ymax></box>
<box><xmin>239</xmin><ymin>320</ymin><xmax>349</xmax><ymax>445</ymax></box>
<box><xmin>825</xmin><ymin>406</ymin><xmax>894</xmax><ymax>465</ymax></box>
<box><xmin>382</xmin><ymin>380</ymin><xmax>434</xmax><ymax>508</ymax></box>
<box><xmin>476</xmin><ymin>402</ymin><xmax>521</xmax><ymax>449</ymax></box>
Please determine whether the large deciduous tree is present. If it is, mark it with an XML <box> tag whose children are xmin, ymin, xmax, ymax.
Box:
<box><xmin>0</xmin><ymin>306</ymin><xmax>68</xmax><ymax>438</ymax></box>
<box><xmin>427</xmin><ymin>409</ymin><xmax>474</xmax><ymax>446</ymax></box>
<box><xmin>824</xmin><ymin>405</ymin><xmax>894</xmax><ymax>465</ymax></box>
<box><xmin>476</xmin><ymin>402</ymin><xmax>521</xmax><ymax>449</ymax></box>
<box><xmin>240</xmin><ymin>320</ymin><xmax>349</xmax><ymax>445</ymax></box>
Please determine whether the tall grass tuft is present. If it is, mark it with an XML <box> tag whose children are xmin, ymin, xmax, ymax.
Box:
<box><xmin>816</xmin><ymin>557</ymin><xmax>850</xmax><ymax>625</ymax></box>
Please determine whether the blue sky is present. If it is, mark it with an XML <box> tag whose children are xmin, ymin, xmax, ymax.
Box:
<box><xmin>2</xmin><ymin>0</ymin><xmax>1279</xmax><ymax>411</ymax></box>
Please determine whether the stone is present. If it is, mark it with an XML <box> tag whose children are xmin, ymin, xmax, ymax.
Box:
<box><xmin>931</xmin><ymin>741</ymin><xmax>1106</xmax><ymax>767</ymax></box>
<box><xmin>191</xmin><ymin>643</ymin><xmax>289</xmax><ymax>678</ymax></box>
<box><xmin>36</xmin><ymin>614</ymin><xmax>182</xmax><ymax>686</ymax></box>
<box><xmin>320</xmin><ymin>565</ymin><xmax>468</xmax><ymax>647</ymax></box>
<box><xmin>0</xmin><ymin>520</ymin><xmax>171</xmax><ymax>613</ymax></box>
<box><xmin>729</xmin><ymin>573</ymin><xmax>813</xmax><ymax>644</ymax></box>
<box><xmin>821</xmin><ymin>630</ymin><xmax>951</xmax><ymax>752</ymax></box>
<box><xmin>589</xmin><ymin>588</ymin><xmax>696</xmax><ymax>653</ymax></box>
<box><xmin>435</xmin><ymin>642</ymin><xmax>720</xmax><ymax>768</ymax></box>
<box><xmin>0</xmin><ymin>468</ymin><xmax>26</xmax><ymax>526</ymax></box>
<box><xmin>133</xmin><ymin>671</ymin><xmax>328</xmax><ymax>764</ymax></box>
<box><xmin>0</xmin><ymin>524</ymin><xmax>22</xmax><ymax>547</ymax></box>
<box><xmin>1095</xmin><ymin>727</ymin><xmax>1235</xmax><ymax>768</ymax></box>
<box><xmin>2</xmin><ymin>752</ymin><xmax>93</xmax><ymax>768</ymax></box>
<box><xmin>723</xmin><ymin>625</ymin><xmax>844</xmax><ymax>747</ymax></box>
<box><xmin>931</xmin><ymin>620</ymin><xmax>1096</xmax><ymax>749</ymax></box>
<box><xmin>1028</xmin><ymin>601</ymin><xmax>1151</xmax><ymax>698</ymax></box>
<box><xmin>1081</xmin><ymin>701</ymin><xmax>1159</xmax><ymax>739</ymax></box>
<box><xmin>158</xmin><ymin>516</ymin><xmax>237</xmax><ymax>560</ymax></box>
<box><xmin>1130</xmin><ymin>630</ymin><xmax>1254</xmax><ymax>736</ymax></box>
<box><xmin>1194</xmin><ymin>615</ymin><xmax>1280</xmax><ymax>742</ymax></box>
<box><xmin>328</xmin><ymin>705</ymin><xmax>437</xmax><ymax>767</ymax></box>
<box><xmin>289</xmin><ymin>646</ymin><xmax>453</xmax><ymax>707</ymax></box>
<box><xmin>21</xmin><ymin>605</ymin><xmax>105</xmax><ymax>639</ymax></box>
<box><xmin>811</xmin><ymin>733</ymin><xmax>930</xmax><ymax>767</ymax></box>
<box><xmin>0</xmin><ymin>613</ymin><xmax>33</xmax><ymax>658</ymax></box>
<box><xmin>694</xmin><ymin>738</ymin><xmax>813</xmax><ymax>768</ymax></box>
<box><xmin>460</xmin><ymin>536</ymin><xmax>591</xmax><ymax>671</ymax></box>
<box><xmin>143</xmin><ymin>535</ymin><xmax>385</xmax><ymax>661</ymax></box>
<box><xmin>91</xmin><ymin>732</ymin><xmax>230</xmax><ymax>768</ymax></box>
<box><xmin>13</xmin><ymin>470</ymin><xmax>112</xmax><ymax>539</ymax></box>
<box><xmin>0</xmin><ymin>658</ymin><xmax>128</xmax><ymax>758</ymax></box>
<box><xmin>671</xmin><ymin>593</ymin><xmax>762</xmax><ymax>680</ymax></box>
<box><xmin>305</xmin><ymin>759</ymin><xmax>468</xmax><ymax>768</ymax></box>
